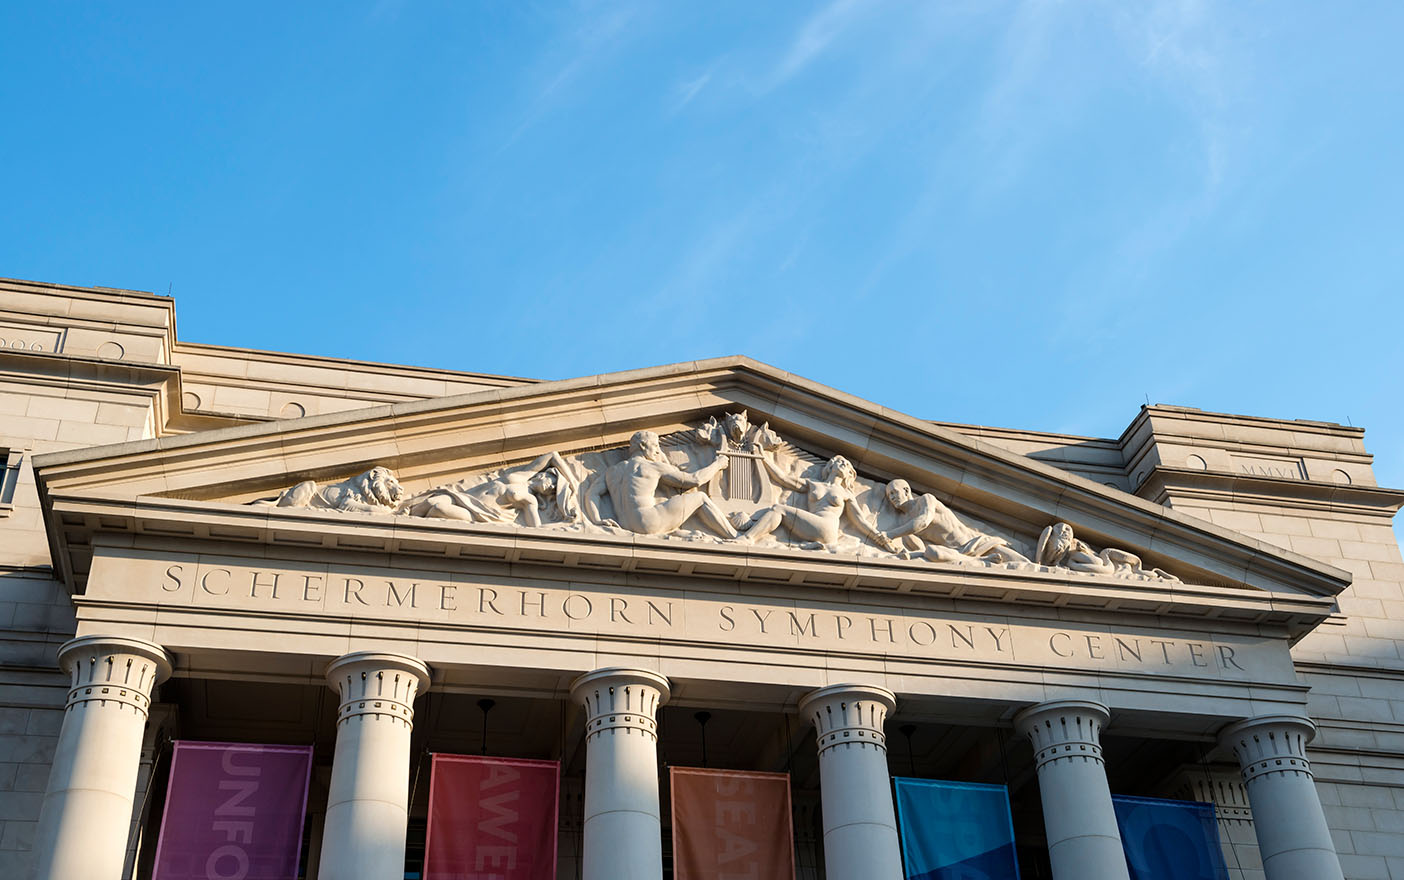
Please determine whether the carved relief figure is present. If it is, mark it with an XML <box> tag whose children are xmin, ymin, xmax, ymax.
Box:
<box><xmin>734</xmin><ymin>454</ymin><xmax>888</xmax><ymax>551</ymax></box>
<box><xmin>877</xmin><ymin>479</ymin><xmax>1030</xmax><ymax>565</ymax></box>
<box><xmin>583</xmin><ymin>430</ymin><xmax>738</xmax><ymax>537</ymax></box>
<box><xmin>265</xmin><ymin>466</ymin><xmax>405</xmax><ymax>514</ymax></box>
<box><xmin>1036</xmin><ymin>522</ymin><xmax>1179</xmax><ymax>582</ymax></box>
<box><xmin>397</xmin><ymin>451</ymin><xmax>581</xmax><ymax>528</ymax></box>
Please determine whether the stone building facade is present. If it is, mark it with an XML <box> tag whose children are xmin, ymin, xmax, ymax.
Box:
<box><xmin>2</xmin><ymin>274</ymin><xmax>1401</xmax><ymax>879</ymax></box>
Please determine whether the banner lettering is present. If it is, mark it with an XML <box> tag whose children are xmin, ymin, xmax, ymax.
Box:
<box><xmin>424</xmin><ymin>754</ymin><xmax>560</xmax><ymax>880</ymax></box>
<box><xmin>152</xmin><ymin>741</ymin><xmax>313</xmax><ymax>880</ymax></box>
<box><xmin>670</xmin><ymin>767</ymin><xmax>795</xmax><ymax>880</ymax></box>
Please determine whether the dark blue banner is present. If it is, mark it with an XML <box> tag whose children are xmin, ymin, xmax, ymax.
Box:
<box><xmin>893</xmin><ymin>777</ymin><xmax>1020</xmax><ymax>880</ymax></box>
<box><xmin>1112</xmin><ymin>795</ymin><xmax>1229</xmax><ymax>880</ymax></box>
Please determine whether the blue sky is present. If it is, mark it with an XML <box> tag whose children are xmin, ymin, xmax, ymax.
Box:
<box><xmin>2</xmin><ymin>2</ymin><xmax>1402</xmax><ymax>526</ymax></box>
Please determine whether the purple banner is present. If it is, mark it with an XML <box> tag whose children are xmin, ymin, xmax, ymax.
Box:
<box><xmin>152</xmin><ymin>741</ymin><xmax>314</xmax><ymax>880</ymax></box>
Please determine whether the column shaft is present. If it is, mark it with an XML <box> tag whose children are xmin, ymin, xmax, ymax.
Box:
<box><xmin>317</xmin><ymin>651</ymin><xmax>430</xmax><ymax>880</ymax></box>
<box><xmin>1220</xmin><ymin>715</ymin><xmax>1344</xmax><ymax>880</ymax></box>
<box><xmin>1015</xmin><ymin>700</ymin><xmax>1130</xmax><ymax>880</ymax></box>
<box><xmin>799</xmin><ymin>683</ymin><xmax>903</xmax><ymax>880</ymax></box>
<box><xmin>32</xmin><ymin>635</ymin><xmax>172</xmax><ymax>880</ymax></box>
<box><xmin>571</xmin><ymin>668</ymin><xmax>670</xmax><ymax>880</ymax></box>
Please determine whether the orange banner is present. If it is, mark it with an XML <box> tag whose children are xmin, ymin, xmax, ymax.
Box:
<box><xmin>670</xmin><ymin>767</ymin><xmax>796</xmax><ymax>880</ymax></box>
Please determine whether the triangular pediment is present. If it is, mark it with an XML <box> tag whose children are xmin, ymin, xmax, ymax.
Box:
<box><xmin>34</xmin><ymin>357</ymin><xmax>1348</xmax><ymax>631</ymax></box>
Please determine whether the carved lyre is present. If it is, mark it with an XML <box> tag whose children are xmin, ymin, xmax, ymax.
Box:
<box><xmin>700</xmin><ymin>411</ymin><xmax>778</xmax><ymax>506</ymax></box>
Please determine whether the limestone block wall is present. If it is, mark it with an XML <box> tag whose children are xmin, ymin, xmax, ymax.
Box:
<box><xmin>1</xmin><ymin>276</ymin><xmax>533</xmax><ymax>430</ymax></box>
<box><xmin>0</xmin><ymin>277</ymin><xmax>175</xmax><ymax>366</ymax></box>
<box><xmin>172</xmin><ymin>343</ymin><xmax>533</xmax><ymax>422</ymax></box>
<box><xmin>0</xmin><ymin>368</ymin><xmax>153</xmax><ymax>875</ymax></box>
<box><xmin>0</xmin><ymin>582</ymin><xmax>68</xmax><ymax>880</ymax></box>
<box><xmin>3</xmin><ymin>277</ymin><xmax>1402</xmax><ymax>878</ymax></box>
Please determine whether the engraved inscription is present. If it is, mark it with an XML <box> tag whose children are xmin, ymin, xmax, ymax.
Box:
<box><xmin>129</xmin><ymin>557</ymin><xmax>1282</xmax><ymax>682</ymax></box>
<box><xmin>1233</xmin><ymin>456</ymin><xmax>1305</xmax><ymax>480</ymax></box>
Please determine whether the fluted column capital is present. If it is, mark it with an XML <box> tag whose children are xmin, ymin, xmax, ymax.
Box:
<box><xmin>1218</xmin><ymin>715</ymin><xmax>1316</xmax><ymax>784</ymax></box>
<box><xmin>1015</xmin><ymin>699</ymin><xmax>1110</xmax><ymax>770</ymax></box>
<box><xmin>325</xmin><ymin>651</ymin><xmax>430</xmax><ymax>728</ymax></box>
<box><xmin>57</xmin><ymin>635</ymin><xmax>172</xmax><ymax>718</ymax></box>
<box><xmin>799</xmin><ymin>683</ymin><xmax>895</xmax><ymax>755</ymax></box>
<box><xmin>570</xmin><ymin>667</ymin><xmax>669</xmax><ymax>741</ymax></box>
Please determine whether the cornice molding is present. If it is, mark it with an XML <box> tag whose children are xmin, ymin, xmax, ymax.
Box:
<box><xmin>1139</xmin><ymin>467</ymin><xmax>1404</xmax><ymax>518</ymax></box>
<box><xmin>48</xmin><ymin>493</ymin><xmax>1336</xmax><ymax>640</ymax></box>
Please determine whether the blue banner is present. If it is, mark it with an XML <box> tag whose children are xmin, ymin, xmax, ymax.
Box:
<box><xmin>893</xmin><ymin>777</ymin><xmax>1020</xmax><ymax>880</ymax></box>
<box><xmin>1112</xmin><ymin>795</ymin><xmax>1229</xmax><ymax>880</ymax></box>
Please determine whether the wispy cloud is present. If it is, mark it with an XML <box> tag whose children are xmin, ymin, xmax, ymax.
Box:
<box><xmin>667</xmin><ymin>68</ymin><xmax>713</xmax><ymax>114</ymax></box>
<box><xmin>764</xmin><ymin>0</ymin><xmax>870</xmax><ymax>91</ymax></box>
<box><xmin>501</xmin><ymin>1</ymin><xmax>644</xmax><ymax>149</ymax></box>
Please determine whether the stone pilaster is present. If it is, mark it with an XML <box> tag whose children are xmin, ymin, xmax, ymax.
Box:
<box><xmin>1014</xmin><ymin>699</ymin><xmax>1130</xmax><ymax>880</ymax></box>
<box><xmin>570</xmin><ymin>667</ymin><xmax>669</xmax><ymax>880</ymax></box>
<box><xmin>798</xmin><ymin>683</ymin><xmax>903</xmax><ymax>880</ymax></box>
<box><xmin>1219</xmin><ymin>715</ymin><xmax>1344</xmax><ymax>880</ymax></box>
<box><xmin>317</xmin><ymin>651</ymin><xmax>430</xmax><ymax>880</ymax></box>
<box><xmin>32</xmin><ymin>635</ymin><xmax>172</xmax><ymax>880</ymax></box>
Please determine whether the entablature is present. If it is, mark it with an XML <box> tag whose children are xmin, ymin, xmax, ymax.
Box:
<box><xmin>52</xmin><ymin>494</ymin><xmax>1336</xmax><ymax>639</ymax></box>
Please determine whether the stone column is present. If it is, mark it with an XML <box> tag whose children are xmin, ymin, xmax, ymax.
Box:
<box><xmin>1219</xmin><ymin>715</ymin><xmax>1344</xmax><ymax>880</ymax></box>
<box><xmin>798</xmin><ymin>683</ymin><xmax>903</xmax><ymax>880</ymax></box>
<box><xmin>32</xmin><ymin>635</ymin><xmax>172</xmax><ymax>880</ymax></box>
<box><xmin>570</xmin><ymin>667</ymin><xmax>670</xmax><ymax>880</ymax></box>
<box><xmin>1014</xmin><ymin>699</ymin><xmax>1130</xmax><ymax>880</ymax></box>
<box><xmin>317</xmin><ymin>651</ymin><xmax>430</xmax><ymax>880</ymax></box>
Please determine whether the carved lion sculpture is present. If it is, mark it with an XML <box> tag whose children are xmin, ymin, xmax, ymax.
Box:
<box><xmin>262</xmin><ymin>466</ymin><xmax>405</xmax><ymax>514</ymax></box>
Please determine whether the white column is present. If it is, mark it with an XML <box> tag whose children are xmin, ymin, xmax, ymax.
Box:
<box><xmin>1219</xmin><ymin>715</ymin><xmax>1344</xmax><ymax>880</ymax></box>
<box><xmin>1014</xmin><ymin>699</ymin><xmax>1130</xmax><ymax>880</ymax></box>
<box><xmin>32</xmin><ymin>635</ymin><xmax>172</xmax><ymax>880</ymax></box>
<box><xmin>570</xmin><ymin>667</ymin><xmax>670</xmax><ymax>880</ymax></box>
<box><xmin>317</xmin><ymin>651</ymin><xmax>430</xmax><ymax>880</ymax></box>
<box><xmin>798</xmin><ymin>683</ymin><xmax>903</xmax><ymax>880</ymax></box>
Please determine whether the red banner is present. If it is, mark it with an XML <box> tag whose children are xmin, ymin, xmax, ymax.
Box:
<box><xmin>424</xmin><ymin>754</ymin><xmax>561</xmax><ymax>880</ymax></box>
<box><xmin>152</xmin><ymin>741</ymin><xmax>313</xmax><ymax>880</ymax></box>
<box><xmin>670</xmin><ymin>767</ymin><xmax>796</xmax><ymax>880</ymax></box>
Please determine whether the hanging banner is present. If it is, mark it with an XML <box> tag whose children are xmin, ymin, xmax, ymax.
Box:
<box><xmin>1112</xmin><ymin>795</ymin><xmax>1229</xmax><ymax>880</ymax></box>
<box><xmin>893</xmin><ymin>777</ymin><xmax>1020</xmax><ymax>880</ymax></box>
<box><xmin>670</xmin><ymin>767</ymin><xmax>796</xmax><ymax>880</ymax></box>
<box><xmin>152</xmin><ymin>741</ymin><xmax>313</xmax><ymax>880</ymax></box>
<box><xmin>424</xmin><ymin>754</ymin><xmax>560</xmax><ymax>880</ymax></box>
